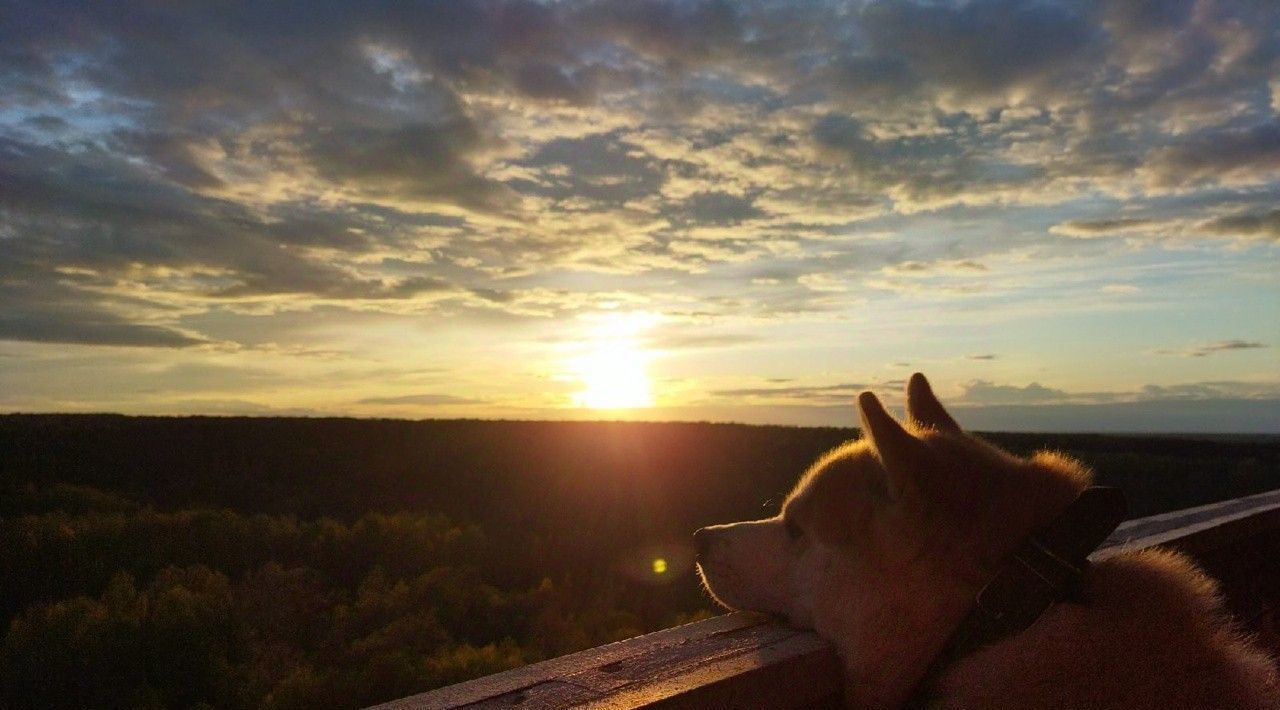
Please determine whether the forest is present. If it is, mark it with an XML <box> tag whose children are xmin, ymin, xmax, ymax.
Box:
<box><xmin>1</xmin><ymin>414</ymin><xmax>1277</xmax><ymax>709</ymax></box>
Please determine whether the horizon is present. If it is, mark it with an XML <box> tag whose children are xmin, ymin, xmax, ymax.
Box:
<box><xmin>2</xmin><ymin>1</ymin><xmax>1278</xmax><ymax>433</ymax></box>
<box><xmin>6</xmin><ymin>400</ymin><xmax>1280</xmax><ymax>436</ymax></box>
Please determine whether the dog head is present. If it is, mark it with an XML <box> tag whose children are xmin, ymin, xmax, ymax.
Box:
<box><xmin>695</xmin><ymin>373</ymin><xmax>1090</xmax><ymax>639</ymax></box>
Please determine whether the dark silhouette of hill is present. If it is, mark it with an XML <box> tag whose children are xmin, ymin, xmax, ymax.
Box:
<box><xmin>0</xmin><ymin>414</ymin><xmax>1276</xmax><ymax>709</ymax></box>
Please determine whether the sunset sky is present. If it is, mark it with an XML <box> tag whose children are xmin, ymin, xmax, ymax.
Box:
<box><xmin>1</xmin><ymin>0</ymin><xmax>1277</xmax><ymax>431</ymax></box>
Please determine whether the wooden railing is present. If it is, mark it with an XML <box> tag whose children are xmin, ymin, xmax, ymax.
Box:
<box><xmin>371</xmin><ymin>488</ymin><xmax>1280</xmax><ymax>710</ymax></box>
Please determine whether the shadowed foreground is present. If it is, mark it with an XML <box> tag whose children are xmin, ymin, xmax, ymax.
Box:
<box><xmin>0</xmin><ymin>415</ymin><xmax>1276</xmax><ymax>708</ymax></box>
<box><xmin>377</xmin><ymin>488</ymin><xmax>1280</xmax><ymax>709</ymax></box>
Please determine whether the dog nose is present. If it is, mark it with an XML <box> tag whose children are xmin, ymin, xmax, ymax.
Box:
<box><xmin>694</xmin><ymin>527</ymin><xmax>713</xmax><ymax>557</ymax></box>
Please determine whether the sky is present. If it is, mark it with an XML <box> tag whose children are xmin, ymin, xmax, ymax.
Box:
<box><xmin>1</xmin><ymin>0</ymin><xmax>1278</xmax><ymax>432</ymax></box>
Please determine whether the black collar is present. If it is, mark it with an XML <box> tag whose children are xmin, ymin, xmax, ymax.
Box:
<box><xmin>903</xmin><ymin>486</ymin><xmax>1128</xmax><ymax>709</ymax></box>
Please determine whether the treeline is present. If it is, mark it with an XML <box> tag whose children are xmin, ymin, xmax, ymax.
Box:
<box><xmin>0</xmin><ymin>483</ymin><xmax>705</xmax><ymax>709</ymax></box>
<box><xmin>4</xmin><ymin>417</ymin><xmax>1276</xmax><ymax>546</ymax></box>
<box><xmin>0</xmin><ymin>415</ymin><xmax>1277</xmax><ymax>708</ymax></box>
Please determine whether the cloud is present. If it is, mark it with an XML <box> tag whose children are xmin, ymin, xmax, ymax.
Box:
<box><xmin>1154</xmin><ymin>340</ymin><xmax>1268</xmax><ymax>357</ymax></box>
<box><xmin>957</xmin><ymin>380</ymin><xmax>1070</xmax><ymax>405</ymax></box>
<box><xmin>687</xmin><ymin>375</ymin><xmax>1280</xmax><ymax>432</ymax></box>
<box><xmin>0</xmin><ymin>133</ymin><xmax>482</xmax><ymax>346</ymax></box>
<box><xmin>711</xmin><ymin>382</ymin><xmax>867</xmax><ymax>404</ymax></box>
<box><xmin>0</xmin><ymin>0</ymin><xmax>1277</xmax><ymax>361</ymax></box>
<box><xmin>651</xmin><ymin>394</ymin><xmax>1280</xmax><ymax>433</ymax></box>
<box><xmin>956</xmin><ymin>378</ymin><xmax>1280</xmax><ymax>406</ymax></box>
<box><xmin>887</xmin><ymin>260</ymin><xmax>989</xmax><ymax>274</ymax></box>
<box><xmin>356</xmin><ymin>393</ymin><xmax>484</xmax><ymax>406</ymax></box>
<box><xmin>579</xmin><ymin>0</ymin><xmax>744</xmax><ymax>66</ymax></box>
<box><xmin>307</xmin><ymin>120</ymin><xmax>516</xmax><ymax>211</ymax></box>
<box><xmin>1199</xmin><ymin>210</ymin><xmax>1280</xmax><ymax>243</ymax></box>
<box><xmin>1052</xmin><ymin>209</ymin><xmax>1280</xmax><ymax>244</ymax></box>
<box><xmin>798</xmin><ymin>273</ymin><xmax>850</xmax><ymax>293</ymax></box>
<box><xmin>517</xmin><ymin>131</ymin><xmax>662</xmax><ymax>205</ymax></box>
<box><xmin>678</xmin><ymin>191</ymin><xmax>761</xmax><ymax>225</ymax></box>
<box><xmin>858</xmin><ymin>0</ymin><xmax>1102</xmax><ymax>105</ymax></box>
<box><xmin>1136</xmin><ymin>380</ymin><xmax>1280</xmax><ymax>400</ymax></box>
<box><xmin>0</xmin><ymin>305</ymin><xmax>206</xmax><ymax>348</ymax></box>
<box><xmin>513</xmin><ymin>61</ymin><xmax>593</xmax><ymax>104</ymax></box>
<box><xmin>1049</xmin><ymin>217</ymin><xmax>1172</xmax><ymax>238</ymax></box>
<box><xmin>1142</xmin><ymin>121</ymin><xmax>1280</xmax><ymax>189</ymax></box>
<box><xmin>646</xmin><ymin>331</ymin><xmax>763</xmax><ymax>350</ymax></box>
<box><xmin>0</xmin><ymin>137</ymin><xmax>414</xmax><ymax>294</ymax></box>
<box><xmin>946</xmin><ymin>399</ymin><xmax>1280</xmax><ymax>434</ymax></box>
<box><xmin>864</xmin><ymin>279</ymin><xmax>986</xmax><ymax>296</ymax></box>
<box><xmin>2</xmin><ymin>1</ymin><xmax>579</xmax><ymax>114</ymax></box>
<box><xmin>1049</xmin><ymin>208</ymin><xmax>1280</xmax><ymax>246</ymax></box>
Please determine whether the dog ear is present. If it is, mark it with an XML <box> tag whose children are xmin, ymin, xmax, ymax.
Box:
<box><xmin>858</xmin><ymin>391</ymin><xmax>930</xmax><ymax>499</ymax></box>
<box><xmin>906</xmin><ymin>372</ymin><xmax>960</xmax><ymax>434</ymax></box>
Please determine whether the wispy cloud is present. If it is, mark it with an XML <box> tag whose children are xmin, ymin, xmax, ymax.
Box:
<box><xmin>355</xmin><ymin>394</ymin><xmax>484</xmax><ymax>406</ymax></box>
<box><xmin>709</xmin><ymin>377</ymin><xmax>1280</xmax><ymax>410</ymax></box>
<box><xmin>1052</xmin><ymin>211</ymin><xmax>1280</xmax><ymax>244</ymax></box>
<box><xmin>646</xmin><ymin>331</ymin><xmax>763</xmax><ymax>351</ymax></box>
<box><xmin>1199</xmin><ymin>210</ymin><xmax>1280</xmax><ymax>243</ymax></box>
<box><xmin>1050</xmin><ymin>218</ymin><xmax>1168</xmax><ymax>238</ymax></box>
<box><xmin>957</xmin><ymin>380</ymin><xmax>1070</xmax><ymax>405</ymax></box>
<box><xmin>1153</xmin><ymin>340</ymin><xmax>1269</xmax><ymax>358</ymax></box>
<box><xmin>711</xmin><ymin>383</ymin><xmax>868</xmax><ymax>403</ymax></box>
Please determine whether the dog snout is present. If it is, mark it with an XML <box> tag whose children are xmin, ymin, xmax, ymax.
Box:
<box><xmin>694</xmin><ymin>527</ymin><xmax>714</xmax><ymax>557</ymax></box>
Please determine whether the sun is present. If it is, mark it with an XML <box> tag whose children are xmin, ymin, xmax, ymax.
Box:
<box><xmin>570</xmin><ymin>312</ymin><xmax>657</xmax><ymax>410</ymax></box>
<box><xmin>572</xmin><ymin>342</ymin><xmax>653</xmax><ymax>408</ymax></box>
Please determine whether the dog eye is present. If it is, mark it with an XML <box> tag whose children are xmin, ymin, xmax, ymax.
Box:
<box><xmin>785</xmin><ymin>518</ymin><xmax>803</xmax><ymax>540</ymax></box>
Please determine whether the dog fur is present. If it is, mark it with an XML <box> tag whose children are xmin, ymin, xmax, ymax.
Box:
<box><xmin>695</xmin><ymin>373</ymin><xmax>1279</xmax><ymax>709</ymax></box>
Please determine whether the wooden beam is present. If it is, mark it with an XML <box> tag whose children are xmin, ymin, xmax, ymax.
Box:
<box><xmin>371</xmin><ymin>487</ymin><xmax>1280</xmax><ymax>710</ymax></box>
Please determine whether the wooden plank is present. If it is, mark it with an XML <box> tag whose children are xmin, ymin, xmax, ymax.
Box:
<box><xmin>1091</xmin><ymin>487</ymin><xmax>1280</xmax><ymax>647</ymax></box>
<box><xmin>574</xmin><ymin>631</ymin><xmax>841</xmax><ymax>709</ymax></box>
<box><xmin>456</xmin><ymin>681</ymin><xmax>601</xmax><ymax>709</ymax></box>
<box><xmin>370</xmin><ymin>488</ymin><xmax>1280</xmax><ymax>710</ymax></box>
<box><xmin>1094</xmin><ymin>487</ymin><xmax>1280</xmax><ymax>558</ymax></box>
<box><xmin>563</xmin><ymin>618</ymin><xmax>807</xmax><ymax>695</ymax></box>
<box><xmin>368</xmin><ymin>614</ymin><xmax>827</xmax><ymax>710</ymax></box>
<box><xmin>372</xmin><ymin>614</ymin><xmax>770</xmax><ymax>710</ymax></box>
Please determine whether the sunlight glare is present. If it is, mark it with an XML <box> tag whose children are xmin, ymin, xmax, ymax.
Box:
<box><xmin>570</xmin><ymin>312</ymin><xmax>658</xmax><ymax>409</ymax></box>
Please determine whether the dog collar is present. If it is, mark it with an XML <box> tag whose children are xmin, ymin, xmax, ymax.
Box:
<box><xmin>903</xmin><ymin>486</ymin><xmax>1128</xmax><ymax>709</ymax></box>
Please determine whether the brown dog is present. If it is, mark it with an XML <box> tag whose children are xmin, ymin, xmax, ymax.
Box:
<box><xmin>695</xmin><ymin>373</ymin><xmax>1278</xmax><ymax>709</ymax></box>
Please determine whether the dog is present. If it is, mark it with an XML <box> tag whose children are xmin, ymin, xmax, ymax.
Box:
<box><xmin>695</xmin><ymin>373</ymin><xmax>1278</xmax><ymax>709</ymax></box>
